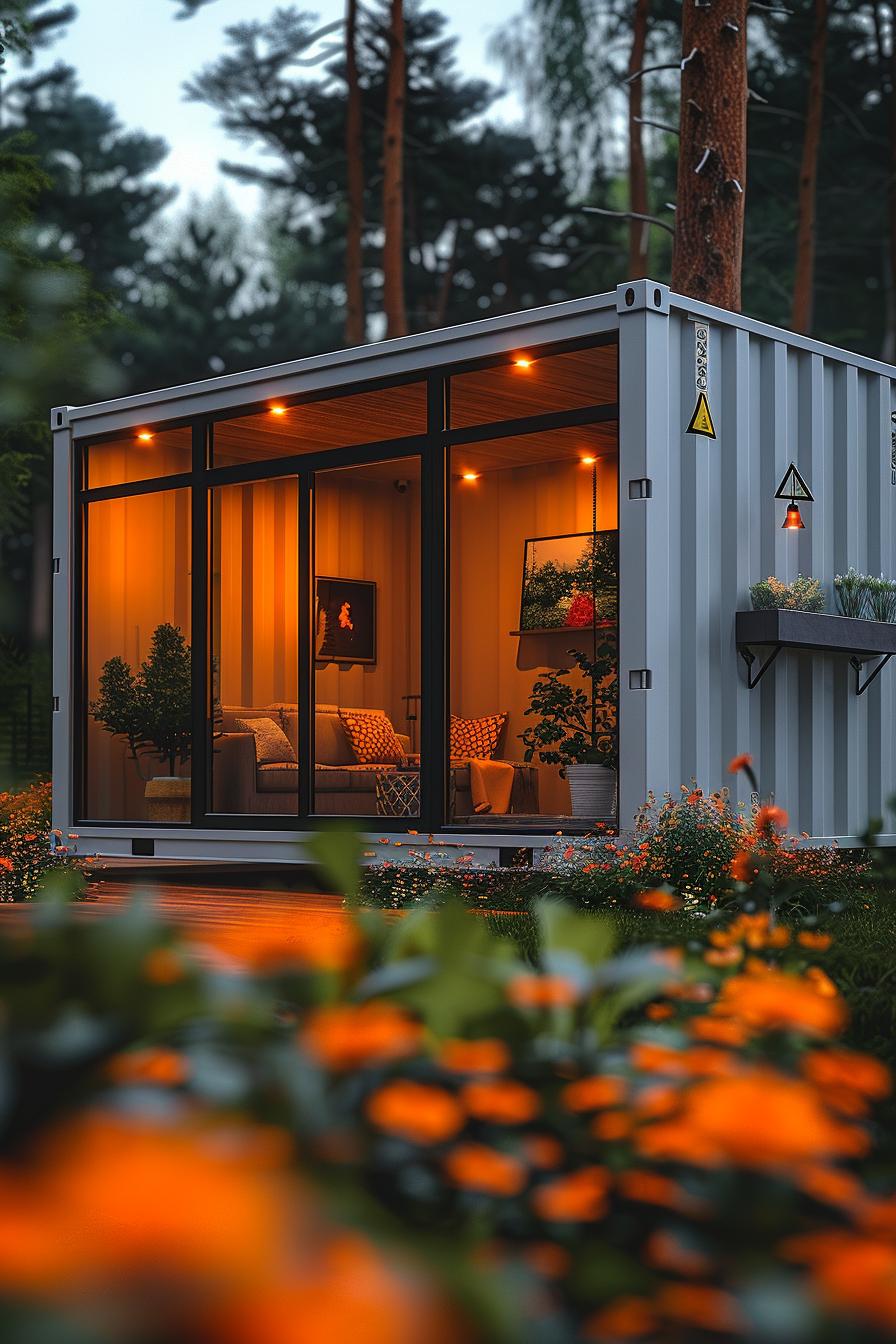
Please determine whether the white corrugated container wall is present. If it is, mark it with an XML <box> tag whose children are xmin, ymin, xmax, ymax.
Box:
<box><xmin>618</xmin><ymin>280</ymin><xmax>896</xmax><ymax>843</ymax></box>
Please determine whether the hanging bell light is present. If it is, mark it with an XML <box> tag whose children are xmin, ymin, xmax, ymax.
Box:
<box><xmin>782</xmin><ymin>500</ymin><xmax>805</xmax><ymax>530</ymax></box>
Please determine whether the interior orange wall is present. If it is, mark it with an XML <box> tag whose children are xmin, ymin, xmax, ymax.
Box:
<box><xmin>450</xmin><ymin>455</ymin><xmax>618</xmax><ymax>816</ymax></box>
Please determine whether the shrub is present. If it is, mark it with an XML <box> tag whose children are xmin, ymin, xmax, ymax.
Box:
<box><xmin>0</xmin><ymin>779</ymin><xmax>83</xmax><ymax>900</ymax></box>
<box><xmin>750</xmin><ymin>574</ymin><xmax>826</xmax><ymax>612</ymax></box>
<box><xmin>834</xmin><ymin>566</ymin><xmax>869</xmax><ymax>618</ymax></box>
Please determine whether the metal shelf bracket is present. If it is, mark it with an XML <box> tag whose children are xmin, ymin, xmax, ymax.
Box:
<box><xmin>850</xmin><ymin>653</ymin><xmax>894</xmax><ymax>696</ymax></box>
<box><xmin>739</xmin><ymin>644</ymin><xmax>782</xmax><ymax>689</ymax></box>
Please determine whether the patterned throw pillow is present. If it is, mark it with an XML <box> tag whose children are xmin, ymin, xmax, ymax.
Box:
<box><xmin>450</xmin><ymin>713</ymin><xmax>507</xmax><ymax>760</ymax></box>
<box><xmin>234</xmin><ymin>716</ymin><xmax>296</xmax><ymax>765</ymax></box>
<box><xmin>338</xmin><ymin>709</ymin><xmax>405</xmax><ymax>765</ymax></box>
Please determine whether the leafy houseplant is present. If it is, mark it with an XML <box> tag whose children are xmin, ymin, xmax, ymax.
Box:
<box><xmin>519</xmin><ymin>642</ymin><xmax>617</xmax><ymax>819</ymax></box>
<box><xmin>90</xmin><ymin>623</ymin><xmax>192</xmax><ymax>820</ymax></box>
<box><xmin>833</xmin><ymin>567</ymin><xmax>868</xmax><ymax>618</ymax></box>
<box><xmin>864</xmin><ymin>574</ymin><xmax>896</xmax><ymax>623</ymax></box>
<box><xmin>749</xmin><ymin>575</ymin><xmax>825</xmax><ymax>613</ymax></box>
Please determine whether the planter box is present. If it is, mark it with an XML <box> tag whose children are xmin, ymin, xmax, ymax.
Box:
<box><xmin>736</xmin><ymin>608</ymin><xmax>896</xmax><ymax>658</ymax></box>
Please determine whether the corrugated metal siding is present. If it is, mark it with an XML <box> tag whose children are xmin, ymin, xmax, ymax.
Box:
<box><xmin>658</xmin><ymin>308</ymin><xmax>896</xmax><ymax>839</ymax></box>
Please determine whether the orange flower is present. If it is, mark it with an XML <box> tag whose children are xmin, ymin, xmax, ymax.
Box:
<box><xmin>797</xmin><ymin>930</ymin><xmax>833</xmax><ymax>951</ymax></box>
<box><xmin>521</xmin><ymin>1240</ymin><xmax>571</xmax><ymax>1278</ymax></box>
<box><xmin>521</xmin><ymin>1134</ymin><xmax>564</xmax><ymax>1169</ymax></box>
<box><xmin>561</xmin><ymin>1075</ymin><xmax>626</xmax><ymax>1112</ymax></box>
<box><xmin>795</xmin><ymin>1162</ymin><xmax>864</xmax><ymax>1209</ymax></box>
<box><xmin>142</xmin><ymin>946</ymin><xmax>184</xmax><ymax>985</ymax></box>
<box><xmin>646</xmin><ymin>1002</ymin><xmax>675</xmax><ymax>1020</ymax></box>
<box><xmin>532</xmin><ymin>1167</ymin><xmax>610</xmax><ymax>1222</ymax></box>
<box><xmin>590</xmin><ymin>1110</ymin><xmax>632</xmax><ymax>1142</ymax></box>
<box><xmin>704</xmin><ymin>945</ymin><xmax>743</xmax><ymax>967</ymax></box>
<box><xmin>443</xmin><ymin>1143</ymin><xmax>526</xmax><ymax>1196</ymax></box>
<box><xmin>636</xmin><ymin>1070</ymin><xmax>868</xmax><ymax>1170</ymax></box>
<box><xmin>727</xmin><ymin>753</ymin><xmax>753</xmax><ymax>774</ymax></box>
<box><xmin>301</xmin><ymin>1002</ymin><xmax>422</xmax><ymax>1071</ymax></box>
<box><xmin>460</xmin><ymin>1079</ymin><xmax>540</xmax><ymax>1125</ymax></box>
<box><xmin>192</xmin><ymin>907</ymin><xmax>361</xmax><ymax>974</ymax></box>
<box><xmin>633</xmin><ymin>889</ymin><xmax>682</xmax><ymax>911</ymax></box>
<box><xmin>616</xmin><ymin>1169</ymin><xmax>705</xmax><ymax>1214</ymax></box>
<box><xmin>688</xmin><ymin>1016</ymin><xmax>750</xmax><ymax>1047</ymax></box>
<box><xmin>507</xmin><ymin>975</ymin><xmax>579</xmax><ymax>1008</ymax></box>
<box><xmin>711</xmin><ymin>967</ymin><xmax>847</xmax><ymax>1036</ymax></box>
<box><xmin>730</xmin><ymin>850</ymin><xmax>757</xmax><ymax>883</ymax></box>
<box><xmin>656</xmin><ymin>1283</ymin><xmax>743</xmax><ymax>1333</ymax></box>
<box><xmin>781</xmin><ymin>1230</ymin><xmax>896</xmax><ymax>1331</ymax></box>
<box><xmin>367</xmin><ymin>1080</ymin><xmax>464</xmax><ymax>1145</ymax></box>
<box><xmin>105</xmin><ymin>1047</ymin><xmax>188</xmax><ymax>1087</ymax></box>
<box><xmin>0</xmin><ymin>856</ymin><xmax>13</xmax><ymax>872</ymax></box>
<box><xmin>438</xmin><ymin>1038</ymin><xmax>509</xmax><ymax>1075</ymax></box>
<box><xmin>755</xmin><ymin>804</ymin><xmax>788</xmax><ymax>831</ymax></box>
<box><xmin>582</xmin><ymin>1297</ymin><xmax>658</xmax><ymax>1339</ymax></box>
<box><xmin>802</xmin><ymin>1048</ymin><xmax>891</xmax><ymax>1099</ymax></box>
<box><xmin>629</xmin><ymin>1042</ymin><xmax>737</xmax><ymax>1079</ymax></box>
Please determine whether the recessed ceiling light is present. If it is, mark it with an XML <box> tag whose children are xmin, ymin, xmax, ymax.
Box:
<box><xmin>461</xmin><ymin>471</ymin><xmax>479</xmax><ymax>482</ymax></box>
<box><xmin>581</xmin><ymin>455</ymin><xmax>596</xmax><ymax>466</ymax></box>
<box><xmin>136</xmin><ymin>431</ymin><xmax>154</xmax><ymax>442</ymax></box>
<box><xmin>270</xmin><ymin>404</ymin><xmax>287</xmax><ymax>416</ymax></box>
<box><xmin>513</xmin><ymin>357</ymin><xmax>532</xmax><ymax>369</ymax></box>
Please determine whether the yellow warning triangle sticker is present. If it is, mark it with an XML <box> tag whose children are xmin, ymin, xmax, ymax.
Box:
<box><xmin>686</xmin><ymin>391</ymin><xmax>716</xmax><ymax>438</ymax></box>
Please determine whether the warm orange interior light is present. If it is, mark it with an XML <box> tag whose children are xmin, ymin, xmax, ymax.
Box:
<box><xmin>136</xmin><ymin>431</ymin><xmax>154</xmax><ymax>442</ymax></box>
<box><xmin>270</xmin><ymin>404</ymin><xmax>287</xmax><ymax>416</ymax></box>
<box><xmin>461</xmin><ymin>471</ymin><xmax>479</xmax><ymax>482</ymax></box>
<box><xmin>581</xmin><ymin>455</ymin><xmax>596</xmax><ymax>466</ymax></box>
<box><xmin>513</xmin><ymin>357</ymin><xmax>532</xmax><ymax>369</ymax></box>
<box><xmin>782</xmin><ymin>502</ymin><xmax>805</xmax><ymax>530</ymax></box>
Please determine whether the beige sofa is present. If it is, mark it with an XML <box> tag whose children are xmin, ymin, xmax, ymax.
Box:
<box><xmin>213</xmin><ymin>703</ymin><xmax>539</xmax><ymax>818</ymax></box>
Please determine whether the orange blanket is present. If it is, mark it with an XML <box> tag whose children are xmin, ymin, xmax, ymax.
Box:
<box><xmin>468</xmin><ymin>758</ymin><xmax>515</xmax><ymax>815</ymax></box>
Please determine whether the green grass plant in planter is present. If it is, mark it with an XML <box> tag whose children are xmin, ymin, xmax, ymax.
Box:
<box><xmin>749</xmin><ymin>574</ymin><xmax>825</xmax><ymax>612</ymax></box>
<box><xmin>834</xmin><ymin>567</ymin><xmax>869</xmax><ymax>618</ymax></box>
<box><xmin>864</xmin><ymin>573</ymin><xmax>896</xmax><ymax>622</ymax></box>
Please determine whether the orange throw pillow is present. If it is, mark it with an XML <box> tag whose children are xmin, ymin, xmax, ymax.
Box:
<box><xmin>338</xmin><ymin>709</ymin><xmax>405</xmax><ymax>765</ymax></box>
<box><xmin>450</xmin><ymin>713</ymin><xmax>507</xmax><ymax>760</ymax></box>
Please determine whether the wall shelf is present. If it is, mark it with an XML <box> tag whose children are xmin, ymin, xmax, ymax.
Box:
<box><xmin>735</xmin><ymin>609</ymin><xmax>896</xmax><ymax>695</ymax></box>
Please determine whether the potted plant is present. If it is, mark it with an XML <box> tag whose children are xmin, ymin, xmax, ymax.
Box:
<box><xmin>519</xmin><ymin>641</ymin><xmax>618</xmax><ymax>818</ymax></box>
<box><xmin>749</xmin><ymin>575</ymin><xmax>825</xmax><ymax>612</ymax></box>
<box><xmin>90</xmin><ymin>623</ymin><xmax>193</xmax><ymax>823</ymax></box>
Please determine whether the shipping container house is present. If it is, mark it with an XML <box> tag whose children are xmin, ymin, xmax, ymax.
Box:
<box><xmin>50</xmin><ymin>279</ymin><xmax>896</xmax><ymax>864</ymax></box>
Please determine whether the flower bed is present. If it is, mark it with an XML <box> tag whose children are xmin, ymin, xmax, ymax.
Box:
<box><xmin>0</xmin><ymin>779</ymin><xmax>84</xmax><ymax>900</ymax></box>
<box><xmin>0</xmin><ymin>820</ymin><xmax>895</xmax><ymax>1342</ymax></box>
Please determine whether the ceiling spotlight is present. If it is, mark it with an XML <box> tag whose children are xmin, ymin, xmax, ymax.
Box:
<box><xmin>581</xmin><ymin>455</ymin><xmax>596</xmax><ymax>466</ymax></box>
<box><xmin>136</xmin><ymin>431</ymin><xmax>154</xmax><ymax>442</ymax></box>
<box><xmin>270</xmin><ymin>404</ymin><xmax>287</xmax><ymax>416</ymax></box>
<box><xmin>461</xmin><ymin>471</ymin><xmax>479</xmax><ymax>482</ymax></box>
<box><xmin>513</xmin><ymin>357</ymin><xmax>532</xmax><ymax>369</ymax></box>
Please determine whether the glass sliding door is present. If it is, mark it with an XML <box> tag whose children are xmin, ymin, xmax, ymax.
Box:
<box><xmin>209</xmin><ymin>476</ymin><xmax>300</xmax><ymax>816</ymax></box>
<box><xmin>449</xmin><ymin>421</ymin><xmax>618</xmax><ymax>825</ymax></box>
<box><xmin>313</xmin><ymin>456</ymin><xmax>421</xmax><ymax>818</ymax></box>
<box><xmin>82</xmin><ymin>487</ymin><xmax>192</xmax><ymax>822</ymax></box>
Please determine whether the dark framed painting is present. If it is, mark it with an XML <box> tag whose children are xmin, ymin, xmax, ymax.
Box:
<box><xmin>315</xmin><ymin>577</ymin><xmax>377</xmax><ymax>665</ymax></box>
<box><xmin>519</xmin><ymin>531</ymin><xmax>618</xmax><ymax>632</ymax></box>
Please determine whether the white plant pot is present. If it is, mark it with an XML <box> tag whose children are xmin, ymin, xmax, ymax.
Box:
<box><xmin>565</xmin><ymin>764</ymin><xmax>616</xmax><ymax>820</ymax></box>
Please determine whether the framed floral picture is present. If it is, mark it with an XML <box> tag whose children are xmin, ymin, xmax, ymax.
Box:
<box><xmin>519</xmin><ymin>531</ymin><xmax>618</xmax><ymax>632</ymax></box>
<box><xmin>315</xmin><ymin>577</ymin><xmax>377</xmax><ymax>664</ymax></box>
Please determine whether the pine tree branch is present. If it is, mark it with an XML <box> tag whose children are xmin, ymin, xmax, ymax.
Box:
<box><xmin>581</xmin><ymin>206</ymin><xmax>674</xmax><ymax>235</ymax></box>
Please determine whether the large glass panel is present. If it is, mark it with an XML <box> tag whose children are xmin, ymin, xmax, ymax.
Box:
<box><xmin>213</xmin><ymin>381</ymin><xmax>427</xmax><ymax>466</ymax></box>
<box><xmin>313</xmin><ymin>456</ymin><xmax>421</xmax><ymax>817</ymax></box>
<box><xmin>450</xmin><ymin>342</ymin><xmax>617</xmax><ymax>429</ymax></box>
<box><xmin>449</xmin><ymin>424</ymin><xmax>618</xmax><ymax>825</ymax></box>
<box><xmin>86</xmin><ymin>424</ymin><xmax>192</xmax><ymax>489</ymax></box>
<box><xmin>83</xmin><ymin>488</ymin><xmax>192</xmax><ymax>821</ymax></box>
<box><xmin>210</xmin><ymin>477</ymin><xmax>299</xmax><ymax>816</ymax></box>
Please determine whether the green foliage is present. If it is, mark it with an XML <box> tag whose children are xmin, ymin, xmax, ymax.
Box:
<box><xmin>520</xmin><ymin>644</ymin><xmax>618</xmax><ymax>768</ymax></box>
<box><xmin>0</xmin><ymin>778</ymin><xmax>82</xmax><ymax>900</ymax></box>
<box><xmin>90</xmin><ymin>623</ymin><xmax>192</xmax><ymax>776</ymax></box>
<box><xmin>832</xmin><ymin>569</ymin><xmax>896</xmax><ymax>622</ymax></box>
<box><xmin>750</xmin><ymin>574</ymin><xmax>826</xmax><ymax>613</ymax></box>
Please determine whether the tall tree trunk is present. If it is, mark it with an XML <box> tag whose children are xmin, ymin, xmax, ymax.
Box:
<box><xmin>382</xmin><ymin>0</ymin><xmax>407</xmax><ymax>337</ymax></box>
<box><xmin>791</xmin><ymin>0</ymin><xmax>828</xmax><ymax>334</ymax></box>
<box><xmin>671</xmin><ymin>0</ymin><xmax>749</xmax><ymax>310</ymax></box>
<box><xmin>628</xmin><ymin>0</ymin><xmax>650</xmax><ymax>279</ymax></box>
<box><xmin>344</xmin><ymin>0</ymin><xmax>365</xmax><ymax>345</ymax></box>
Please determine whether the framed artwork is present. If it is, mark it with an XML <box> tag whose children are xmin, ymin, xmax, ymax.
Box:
<box><xmin>315</xmin><ymin>577</ymin><xmax>377</xmax><ymax>664</ymax></box>
<box><xmin>519</xmin><ymin>531</ymin><xmax>618</xmax><ymax>632</ymax></box>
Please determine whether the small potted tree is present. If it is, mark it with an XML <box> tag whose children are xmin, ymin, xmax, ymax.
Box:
<box><xmin>91</xmin><ymin>623</ymin><xmax>193</xmax><ymax>822</ymax></box>
<box><xmin>519</xmin><ymin>640</ymin><xmax>618</xmax><ymax>818</ymax></box>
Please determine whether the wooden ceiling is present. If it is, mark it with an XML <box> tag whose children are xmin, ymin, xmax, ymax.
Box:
<box><xmin>452</xmin><ymin>421</ymin><xmax>617</xmax><ymax>477</ymax></box>
<box><xmin>450</xmin><ymin>343</ymin><xmax>618</xmax><ymax>429</ymax></box>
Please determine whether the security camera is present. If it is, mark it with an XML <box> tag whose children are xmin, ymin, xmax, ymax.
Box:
<box><xmin>393</xmin><ymin>479</ymin><xmax>410</xmax><ymax>493</ymax></box>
